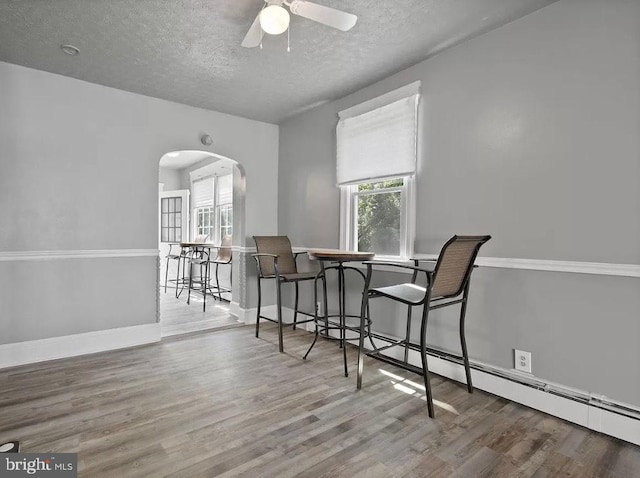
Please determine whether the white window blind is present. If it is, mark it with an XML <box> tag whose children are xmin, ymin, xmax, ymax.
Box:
<box><xmin>192</xmin><ymin>177</ymin><xmax>214</xmax><ymax>208</ymax></box>
<box><xmin>336</xmin><ymin>83</ymin><xmax>420</xmax><ymax>185</ymax></box>
<box><xmin>217</xmin><ymin>174</ymin><xmax>233</xmax><ymax>205</ymax></box>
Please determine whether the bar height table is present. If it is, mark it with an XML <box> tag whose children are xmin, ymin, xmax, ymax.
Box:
<box><xmin>303</xmin><ymin>249</ymin><xmax>375</xmax><ymax>377</ymax></box>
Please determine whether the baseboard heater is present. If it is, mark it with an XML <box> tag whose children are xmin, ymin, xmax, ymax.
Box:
<box><xmin>363</xmin><ymin>332</ymin><xmax>640</xmax><ymax>423</ymax></box>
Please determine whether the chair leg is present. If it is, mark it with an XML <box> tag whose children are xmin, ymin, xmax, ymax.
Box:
<box><xmin>365</xmin><ymin>301</ymin><xmax>376</xmax><ymax>351</ymax></box>
<box><xmin>255</xmin><ymin>277</ymin><xmax>262</xmax><ymax>338</ymax></box>
<box><xmin>276</xmin><ymin>280</ymin><xmax>284</xmax><ymax>353</ymax></box>
<box><xmin>215</xmin><ymin>263</ymin><xmax>222</xmax><ymax>301</ymax></box>
<box><xmin>357</xmin><ymin>294</ymin><xmax>369</xmax><ymax>390</ymax></box>
<box><xmin>404</xmin><ymin>305</ymin><xmax>413</xmax><ymax>363</ymax></box>
<box><xmin>420</xmin><ymin>304</ymin><xmax>435</xmax><ymax>418</ymax></box>
<box><xmin>303</xmin><ymin>275</ymin><xmax>322</xmax><ymax>360</ymax></box>
<box><xmin>357</xmin><ymin>267</ymin><xmax>373</xmax><ymax>390</ymax></box>
<box><xmin>187</xmin><ymin>258</ymin><xmax>193</xmax><ymax>305</ymax></box>
<box><xmin>341</xmin><ymin>275</ymin><xmax>348</xmax><ymax>377</ymax></box>
<box><xmin>292</xmin><ymin>282</ymin><xmax>299</xmax><ymax>331</ymax></box>
<box><xmin>201</xmin><ymin>262</ymin><xmax>208</xmax><ymax>312</ymax></box>
<box><xmin>338</xmin><ymin>268</ymin><xmax>344</xmax><ymax>349</ymax></box>
<box><xmin>322</xmin><ymin>266</ymin><xmax>329</xmax><ymax>339</ymax></box>
<box><xmin>460</xmin><ymin>283</ymin><xmax>473</xmax><ymax>393</ymax></box>
<box><xmin>175</xmin><ymin>256</ymin><xmax>183</xmax><ymax>298</ymax></box>
<box><xmin>177</xmin><ymin>254</ymin><xmax>187</xmax><ymax>298</ymax></box>
<box><xmin>164</xmin><ymin>256</ymin><xmax>170</xmax><ymax>294</ymax></box>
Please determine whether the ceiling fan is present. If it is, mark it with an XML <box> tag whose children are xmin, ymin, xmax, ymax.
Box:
<box><xmin>241</xmin><ymin>0</ymin><xmax>357</xmax><ymax>48</ymax></box>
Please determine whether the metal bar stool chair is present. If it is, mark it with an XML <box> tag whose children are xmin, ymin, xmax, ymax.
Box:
<box><xmin>165</xmin><ymin>234</ymin><xmax>209</xmax><ymax>297</ymax></box>
<box><xmin>180</xmin><ymin>234</ymin><xmax>210</xmax><ymax>310</ymax></box>
<box><xmin>357</xmin><ymin>235</ymin><xmax>491</xmax><ymax>418</ymax></box>
<box><xmin>208</xmin><ymin>235</ymin><xmax>233</xmax><ymax>301</ymax></box>
<box><xmin>252</xmin><ymin>236</ymin><xmax>325</xmax><ymax>353</ymax></box>
<box><xmin>164</xmin><ymin>243</ymin><xmax>189</xmax><ymax>298</ymax></box>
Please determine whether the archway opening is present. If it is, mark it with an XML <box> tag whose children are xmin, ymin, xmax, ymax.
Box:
<box><xmin>158</xmin><ymin>150</ymin><xmax>246</xmax><ymax>337</ymax></box>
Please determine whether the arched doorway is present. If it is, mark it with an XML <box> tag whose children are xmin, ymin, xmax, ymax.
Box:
<box><xmin>158</xmin><ymin>150</ymin><xmax>246</xmax><ymax>337</ymax></box>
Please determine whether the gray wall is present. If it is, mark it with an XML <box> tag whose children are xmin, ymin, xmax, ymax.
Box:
<box><xmin>278</xmin><ymin>0</ymin><xmax>640</xmax><ymax>406</ymax></box>
<box><xmin>158</xmin><ymin>167</ymin><xmax>182</xmax><ymax>191</ymax></box>
<box><xmin>0</xmin><ymin>61</ymin><xmax>279</xmax><ymax>343</ymax></box>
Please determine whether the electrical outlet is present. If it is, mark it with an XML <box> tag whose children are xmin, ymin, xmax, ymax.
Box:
<box><xmin>514</xmin><ymin>349</ymin><xmax>532</xmax><ymax>373</ymax></box>
<box><xmin>316</xmin><ymin>302</ymin><xmax>323</xmax><ymax>316</ymax></box>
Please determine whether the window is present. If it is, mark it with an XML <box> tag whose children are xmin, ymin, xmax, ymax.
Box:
<box><xmin>191</xmin><ymin>173</ymin><xmax>233</xmax><ymax>243</ymax></box>
<box><xmin>337</xmin><ymin>82</ymin><xmax>420</xmax><ymax>260</ymax></box>
<box><xmin>342</xmin><ymin>177</ymin><xmax>414</xmax><ymax>259</ymax></box>
<box><xmin>195</xmin><ymin>206</ymin><xmax>214</xmax><ymax>239</ymax></box>
<box><xmin>160</xmin><ymin>197</ymin><xmax>183</xmax><ymax>242</ymax></box>
<box><xmin>215</xmin><ymin>174</ymin><xmax>233</xmax><ymax>241</ymax></box>
<box><xmin>192</xmin><ymin>177</ymin><xmax>215</xmax><ymax>241</ymax></box>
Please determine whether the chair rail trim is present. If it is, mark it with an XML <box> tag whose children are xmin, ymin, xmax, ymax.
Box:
<box><xmin>460</xmin><ymin>255</ymin><xmax>640</xmax><ymax>278</ymax></box>
<box><xmin>289</xmin><ymin>246</ymin><xmax>640</xmax><ymax>278</ymax></box>
<box><xmin>0</xmin><ymin>249</ymin><xmax>159</xmax><ymax>261</ymax></box>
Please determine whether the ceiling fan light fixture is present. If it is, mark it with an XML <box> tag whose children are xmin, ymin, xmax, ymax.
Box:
<box><xmin>260</xmin><ymin>5</ymin><xmax>290</xmax><ymax>35</ymax></box>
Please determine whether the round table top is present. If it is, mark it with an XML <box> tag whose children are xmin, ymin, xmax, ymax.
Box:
<box><xmin>307</xmin><ymin>249</ymin><xmax>375</xmax><ymax>262</ymax></box>
<box><xmin>179</xmin><ymin>242</ymin><xmax>217</xmax><ymax>248</ymax></box>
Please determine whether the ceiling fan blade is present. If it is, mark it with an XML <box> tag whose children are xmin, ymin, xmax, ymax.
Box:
<box><xmin>288</xmin><ymin>0</ymin><xmax>357</xmax><ymax>32</ymax></box>
<box><xmin>241</xmin><ymin>12</ymin><xmax>264</xmax><ymax>48</ymax></box>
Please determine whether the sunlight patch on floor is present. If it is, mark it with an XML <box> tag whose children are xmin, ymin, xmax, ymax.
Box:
<box><xmin>378</xmin><ymin>368</ymin><xmax>460</xmax><ymax>415</ymax></box>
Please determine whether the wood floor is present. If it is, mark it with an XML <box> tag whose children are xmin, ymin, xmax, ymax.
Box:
<box><xmin>1</xmin><ymin>325</ymin><xmax>638</xmax><ymax>477</ymax></box>
<box><xmin>160</xmin><ymin>285</ymin><xmax>239</xmax><ymax>337</ymax></box>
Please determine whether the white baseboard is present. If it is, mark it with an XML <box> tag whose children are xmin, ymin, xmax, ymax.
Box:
<box><xmin>597</xmin><ymin>407</ymin><xmax>640</xmax><ymax>446</ymax></box>
<box><xmin>431</xmin><ymin>354</ymin><xmax>639</xmax><ymax>445</ymax></box>
<box><xmin>230</xmin><ymin>303</ymin><xmax>295</xmax><ymax>326</ymax></box>
<box><xmin>228</xmin><ymin>301</ymin><xmax>246</xmax><ymax>322</ymax></box>
<box><xmin>0</xmin><ymin>323</ymin><xmax>161</xmax><ymax>369</ymax></box>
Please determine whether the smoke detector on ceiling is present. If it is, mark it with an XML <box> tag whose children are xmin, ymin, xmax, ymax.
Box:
<box><xmin>60</xmin><ymin>44</ymin><xmax>80</xmax><ymax>56</ymax></box>
<box><xmin>201</xmin><ymin>134</ymin><xmax>213</xmax><ymax>146</ymax></box>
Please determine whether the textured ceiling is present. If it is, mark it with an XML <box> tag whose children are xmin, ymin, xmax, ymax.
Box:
<box><xmin>0</xmin><ymin>0</ymin><xmax>558</xmax><ymax>123</ymax></box>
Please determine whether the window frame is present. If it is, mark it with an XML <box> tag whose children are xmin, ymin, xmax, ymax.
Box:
<box><xmin>190</xmin><ymin>174</ymin><xmax>233</xmax><ymax>243</ymax></box>
<box><xmin>159</xmin><ymin>189</ymin><xmax>189</xmax><ymax>244</ymax></box>
<box><xmin>340</xmin><ymin>175</ymin><xmax>415</xmax><ymax>261</ymax></box>
<box><xmin>194</xmin><ymin>205</ymin><xmax>215</xmax><ymax>241</ymax></box>
<box><xmin>191</xmin><ymin>175</ymin><xmax>215</xmax><ymax>241</ymax></box>
<box><xmin>216</xmin><ymin>203</ymin><xmax>233</xmax><ymax>241</ymax></box>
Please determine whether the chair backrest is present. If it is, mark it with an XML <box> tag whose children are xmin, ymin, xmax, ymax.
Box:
<box><xmin>193</xmin><ymin>234</ymin><xmax>209</xmax><ymax>243</ymax></box>
<box><xmin>431</xmin><ymin>235</ymin><xmax>491</xmax><ymax>298</ymax></box>
<box><xmin>253</xmin><ymin>236</ymin><xmax>297</xmax><ymax>276</ymax></box>
<box><xmin>216</xmin><ymin>235</ymin><xmax>233</xmax><ymax>262</ymax></box>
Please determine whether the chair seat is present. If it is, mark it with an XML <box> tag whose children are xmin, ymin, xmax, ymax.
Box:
<box><xmin>208</xmin><ymin>258</ymin><xmax>232</xmax><ymax>265</ymax></box>
<box><xmin>371</xmin><ymin>283</ymin><xmax>428</xmax><ymax>305</ymax></box>
<box><xmin>279</xmin><ymin>271</ymin><xmax>319</xmax><ymax>282</ymax></box>
<box><xmin>260</xmin><ymin>272</ymin><xmax>318</xmax><ymax>281</ymax></box>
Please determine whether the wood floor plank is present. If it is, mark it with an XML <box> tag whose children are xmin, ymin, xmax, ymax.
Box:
<box><xmin>159</xmin><ymin>286</ymin><xmax>240</xmax><ymax>337</ymax></box>
<box><xmin>0</xmin><ymin>324</ymin><xmax>638</xmax><ymax>477</ymax></box>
